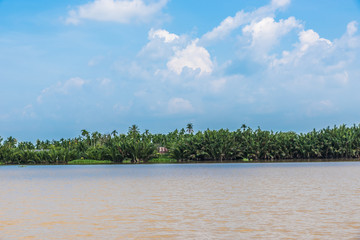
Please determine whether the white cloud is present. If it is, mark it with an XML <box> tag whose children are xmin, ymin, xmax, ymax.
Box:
<box><xmin>37</xmin><ymin>77</ymin><xmax>86</xmax><ymax>103</ymax></box>
<box><xmin>138</xmin><ymin>28</ymin><xmax>184</xmax><ymax>61</ymax></box>
<box><xmin>59</xmin><ymin>77</ymin><xmax>86</xmax><ymax>93</ymax></box>
<box><xmin>342</xmin><ymin>21</ymin><xmax>360</xmax><ymax>49</ymax></box>
<box><xmin>66</xmin><ymin>0</ymin><xmax>168</xmax><ymax>24</ymax></box>
<box><xmin>149</xmin><ymin>29</ymin><xmax>179</xmax><ymax>43</ymax></box>
<box><xmin>346</xmin><ymin>21</ymin><xmax>358</xmax><ymax>36</ymax></box>
<box><xmin>202</xmin><ymin>11</ymin><xmax>248</xmax><ymax>41</ymax></box>
<box><xmin>167</xmin><ymin>40</ymin><xmax>213</xmax><ymax>75</ymax></box>
<box><xmin>128</xmin><ymin>1</ymin><xmax>359</xmax><ymax>124</ymax></box>
<box><xmin>270</xmin><ymin>28</ymin><xmax>333</xmax><ymax>67</ymax></box>
<box><xmin>299</xmin><ymin>29</ymin><xmax>331</xmax><ymax>51</ymax></box>
<box><xmin>242</xmin><ymin>17</ymin><xmax>302</xmax><ymax>53</ymax></box>
<box><xmin>271</xmin><ymin>0</ymin><xmax>291</xmax><ymax>8</ymax></box>
<box><xmin>167</xmin><ymin>98</ymin><xmax>194</xmax><ymax>114</ymax></box>
<box><xmin>201</xmin><ymin>0</ymin><xmax>292</xmax><ymax>43</ymax></box>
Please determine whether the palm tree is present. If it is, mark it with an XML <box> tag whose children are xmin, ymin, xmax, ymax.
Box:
<box><xmin>4</xmin><ymin>136</ymin><xmax>17</xmax><ymax>148</ymax></box>
<box><xmin>81</xmin><ymin>129</ymin><xmax>89</xmax><ymax>138</ymax></box>
<box><xmin>186</xmin><ymin>123</ymin><xmax>194</xmax><ymax>134</ymax></box>
<box><xmin>129</xmin><ymin>125</ymin><xmax>140</xmax><ymax>134</ymax></box>
<box><xmin>111</xmin><ymin>130</ymin><xmax>118</xmax><ymax>137</ymax></box>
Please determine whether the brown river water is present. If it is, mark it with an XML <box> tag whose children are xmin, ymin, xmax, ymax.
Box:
<box><xmin>1</xmin><ymin>162</ymin><xmax>360</xmax><ymax>239</ymax></box>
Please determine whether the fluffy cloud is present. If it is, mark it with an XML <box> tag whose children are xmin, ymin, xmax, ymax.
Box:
<box><xmin>138</xmin><ymin>29</ymin><xmax>183</xmax><ymax>60</ymax></box>
<box><xmin>119</xmin><ymin>0</ymin><xmax>359</xmax><ymax>126</ymax></box>
<box><xmin>347</xmin><ymin>21</ymin><xmax>358</xmax><ymax>36</ymax></box>
<box><xmin>270</xmin><ymin>28</ymin><xmax>333</xmax><ymax>68</ymax></box>
<box><xmin>167</xmin><ymin>40</ymin><xmax>213</xmax><ymax>75</ymax></box>
<box><xmin>298</xmin><ymin>29</ymin><xmax>332</xmax><ymax>51</ymax></box>
<box><xmin>66</xmin><ymin>0</ymin><xmax>168</xmax><ymax>24</ymax></box>
<box><xmin>148</xmin><ymin>29</ymin><xmax>179</xmax><ymax>43</ymax></box>
<box><xmin>201</xmin><ymin>0</ymin><xmax>291</xmax><ymax>43</ymax></box>
<box><xmin>242</xmin><ymin>17</ymin><xmax>302</xmax><ymax>54</ymax></box>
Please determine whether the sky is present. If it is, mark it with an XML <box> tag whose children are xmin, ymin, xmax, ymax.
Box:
<box><xmin>0</xmin><ymin>0</ymin><xmax>360</xmax><ymax>141</ymax></box>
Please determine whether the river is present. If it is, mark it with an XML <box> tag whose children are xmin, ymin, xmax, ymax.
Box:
<box><xmin>1</xmin><ymin>162</ymin><xmax>360</xmax><ymax>239</ymax></box>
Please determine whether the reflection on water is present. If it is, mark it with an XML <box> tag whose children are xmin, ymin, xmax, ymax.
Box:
<box><xmin>1</xmin><ymin>162</ymin><xmax>360</xmax><ymax>239</ymax></box>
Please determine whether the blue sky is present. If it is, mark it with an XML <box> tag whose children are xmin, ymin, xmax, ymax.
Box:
<box><xmin>0</xmin><ymin>0</ymin><xmax>360</xmax><ymax>141</ymax></box>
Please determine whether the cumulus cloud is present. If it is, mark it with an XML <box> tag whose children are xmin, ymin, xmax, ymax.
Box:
<box><xmin>138</xmin><ymin>29</ymin><xmax>183</xmax><ymax>60</ymax></box>
<box><xmin>66</xmin><ymin>0</ymin><xmax>168</xmax><ymax>24</ymax></box>
<box><xmin>201</xmin><ymin>0</ymin><xmax>291</xmax><ymax>43</ymax></box>
<box><xmin>298</xmin><ymin>29</ymin><xmax>332</xmax><ymax>51</ymax></box>
<box><xmin>270</xmin><ymin>28</ymin><xmax>333</xmax><ymax>68</ymax></box>
<box><xmin>148</xmin><ymin>29</ymin><xmax>179</xmax><ymax>43</ymax></box>
<box><xmin>167</xmin><ymin>98</ymin><xmax>194</xmax><ymax>114</ymax></box>
<box><xmin>242</xmin><ymin>17</ymin><xmax>302</xmax><ymax>54</ymax></box>
<box><xmin>131</xmin><ymin>1</ymin><xmax>359</xmax><ymax>125</ymax></box>
<box><xmin>167</xmin><ymin>40</ymin><xmax>213</xmax><ymax>75</ymax></box>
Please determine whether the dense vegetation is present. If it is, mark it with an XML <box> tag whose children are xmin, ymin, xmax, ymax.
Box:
<box><xmin>1</xmin><ymin>124</ymin><xmax>360</xmax><ymax>165</ymax></box>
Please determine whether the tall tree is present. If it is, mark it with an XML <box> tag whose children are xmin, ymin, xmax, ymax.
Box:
<box><xmin>186</xmin><ymin>123</ymin><xmax>194</xmax><ymax>134</ymax></box>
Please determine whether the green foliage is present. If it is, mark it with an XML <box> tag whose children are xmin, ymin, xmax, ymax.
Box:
<box><xmin>149</xmin><ymin>154</ymin><xmax>177</xmax><ymax>163</ymax></box>
<box><xmin>1</xmin><ymin>124</ymin><xmax>360</xmax><ymax>165</ymax></box>
<box><xmin>68</xmin><ymin>159</ymin><xmax>113</xmax><ymax>165</ymax></box>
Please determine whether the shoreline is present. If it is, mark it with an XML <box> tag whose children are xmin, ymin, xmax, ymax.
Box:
<box><xmin>1</xmin><ymin>158</ymin><xmax>360</xmax><ymax>166</ymax></box>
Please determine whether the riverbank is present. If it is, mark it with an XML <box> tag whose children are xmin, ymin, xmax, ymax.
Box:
<box><xmin>2</xmin><ymin>158</ymin><xmax>359</xmax><ymax>165</ymax></box>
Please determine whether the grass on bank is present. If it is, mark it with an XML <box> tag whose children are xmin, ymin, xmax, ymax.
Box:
<box><xmin>67</xmin><ymin>156</ymin><xmax>177</xmax><ymax>164</ymax></box>
<box><xmin>122</xmin><ymin>156</ymin><xmax>177</xmax><ymax>164</ymax></box>
<box><xmin>148</xmin><ymin>155</ymin><xmax>177</xmax><ymax>163</ymax></box>
<box><xmin>0</xmin><ymin>156</ymin><xmax>250</xmax><ymax>166</ymax></box>
<box><xmin>68</xmin><ymin>159</ymin><xmax>113</xmax><ymax>165</ymax></box>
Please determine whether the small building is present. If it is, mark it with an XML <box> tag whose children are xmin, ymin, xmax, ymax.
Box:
<box><xmin>157</xmin><ymin>147</ymin><xmax>169</xmax><ymax>154</ymax></box>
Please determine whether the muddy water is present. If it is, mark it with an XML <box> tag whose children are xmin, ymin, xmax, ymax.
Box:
<box><xmin>1</xmin><ymin>162</ymin><xmax>360</xmax><ymax>239</ymax></box>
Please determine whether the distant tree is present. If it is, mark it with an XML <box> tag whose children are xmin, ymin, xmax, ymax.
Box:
<box><xmin>128</xmin><ymin>125</ymin><xmax>140</xmax><ymax>138</ymax></box>
<box><xmin>186</xmin><ymin>123</ymin><xmax>194</xmax><ymax>134</ymax></box>
<box><xmin>111</xmin><ymin>130</ymin><xmax>118</xmax><ymax>137</ymax></box>
<box><xmin>4</xmin><ymin>136</ymin><xmax>17</xmax><ymax>148</ymax></box>
<box><xmin>81</xmin><ymin>129</ymin><xmax>89</xmax><ymax>139</ymax></box>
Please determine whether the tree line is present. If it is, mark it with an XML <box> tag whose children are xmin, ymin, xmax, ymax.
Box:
<box><xmin>1</xmin><ymin>124</ymin><xmax>360</xmax><ymax>165</ymax></box>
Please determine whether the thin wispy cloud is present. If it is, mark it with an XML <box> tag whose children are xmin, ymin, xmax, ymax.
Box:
<box><xmin>66</xmin><ymin>0</ymin><xmax>168</xmax><ymax>24</ymax></box>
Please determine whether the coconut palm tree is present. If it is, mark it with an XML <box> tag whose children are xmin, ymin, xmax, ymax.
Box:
<box><xmin>186</xmin><ymin>123</ymin><xmax>193</xmax><ymax>134</ymax></box>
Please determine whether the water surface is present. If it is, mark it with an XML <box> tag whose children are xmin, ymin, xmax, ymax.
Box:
<box><xmin>1</xmin><ymin>162</ymin><xmax>360</xmax><ymax>239</ymax></box>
